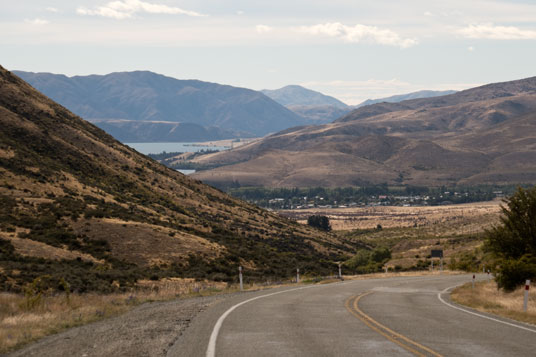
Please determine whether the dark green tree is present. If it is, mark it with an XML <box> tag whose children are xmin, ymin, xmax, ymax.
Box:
<box><xmin>485</xmin><ymin>187</ymin><xmax>536</xmax><ymax>290</ymax></box>
<box><xmin>307</xmin><ymin>215</ymin><xmax>331</xmax><ymax>231</ymax></box>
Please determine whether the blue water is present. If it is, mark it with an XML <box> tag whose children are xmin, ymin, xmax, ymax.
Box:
<box><xmin>125</xmin><ymin>142</ymin><xmax>229</xmax><ymax>155</ymax></box>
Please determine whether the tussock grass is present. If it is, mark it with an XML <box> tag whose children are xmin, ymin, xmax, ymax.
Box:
<box><xmin>451</xmin><ymin>280</ymin><xmax>536</xmax><ymax>325</ymax></box>
<box><xmin>0</xmin><ymin>278</ymin><xmax>230</xmax><ymax>353</ymax></box>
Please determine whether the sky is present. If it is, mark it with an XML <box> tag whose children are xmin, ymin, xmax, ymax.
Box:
<box><xmin>2</xmin><ymin>0</ymin><xmax>536</xmax><ymax>104</ymax></box>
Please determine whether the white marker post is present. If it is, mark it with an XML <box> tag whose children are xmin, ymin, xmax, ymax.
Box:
<box><xmin>338</xmin><ymin>263</ymin><xmax>342</xmax><ymax>280</ymax></box>
<box><xmin>524</xmin><ymin>280</ymin><xmax>530</xmax><ymax>312</ymax></box>
<box><xmin>384</xmin><ymin>266</ymin><xmax>388</xmax><ymax>274</ymax></box>
<box><xmin>239</xmin><ymin>266</ymin><xmax>243</xmax><ymax>292</ymax></box>
<box><xmin>472</xmin><ymin>274</ymin><xmax>475</xmax><ymax>290</ymax></box>
<box><xmin>296</xmin><ymin>268</ymin><xmax>300</xmax><ymax>284</ymax></box>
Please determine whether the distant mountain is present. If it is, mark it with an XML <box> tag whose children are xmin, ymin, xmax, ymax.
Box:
<box><xmin>262</xmin><ymin>85</ymin><xmax>348</xmax><ymax>108</ymax></box>
<box><xmin>13</xmin><ymin>70</ymin><xmax>304</xmax><ymax>139</ymax></box>
<box><xmin>356</xmin><ymin>90</ymin><xmax>457</xmax><ymax>108</ymax></box>
<box><xmin>192</xmin><ymin>77</ymin><xmax>536</xmax><ymax>188</ymax></box>
<box><xmin>261</xmin><ymin>85</ymin><xmax>351</xmax><ymax>124</ymax></box>
<box><xmin>0</xmin><ymin>65</ymin><xmax>353</xmax><ymax>292</ymax></box>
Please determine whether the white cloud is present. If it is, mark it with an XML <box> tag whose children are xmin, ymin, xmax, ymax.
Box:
<box><xmin>297</xmin><ymin>22</ymin><xmax>418</xmax><ymax>48</ymax></box>
<box><xmin>256</xmin><ymin>25</ymin><xmax>272</xmax><ymax>34</ymax></box>
<box><xmin>25</xmin><ymin>18</ymin><xmax>49</xmax><ymax>25</ymax></box>
<box><xmin>424</xmin><ymin>11</ymin><xmax>433</xmax><ymax>17</ymax></box>
<box><xmin>45</xmin><ymin>7</ymin><xmax>58</xmax><ymax>13</ymax></box>
<box><xmin>468</xmin><ymin>46</ymin><xmax>475</xmax><ymax>51</ymax></box>
<box><xmin>77</xmin><ymin>0</ymin><xmax>206</xmax><ymax>20</ymax></box>
<box><xmin>236</xmin><ymin>10</ymin><xmax>244</xmax><ymax>16</ymax></box>
<box><xmin>459</xmin><ymin>23</ymin><xmax>536</xmax><ymax>40</ymax></box>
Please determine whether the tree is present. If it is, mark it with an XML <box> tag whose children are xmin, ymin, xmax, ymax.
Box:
<box><xmin>307</xmin><ymin>215</ymin><xmax>331</xmax><ymax>231</ymax></box>
<box><xmin>485</xmin><ymin>187</ymin><xmax>536</xmax><ymax>290</ymax></box>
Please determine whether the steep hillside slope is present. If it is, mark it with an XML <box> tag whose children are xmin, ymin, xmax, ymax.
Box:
<box><xmin>14</xmin><ymin>70</ymin><xmax>304</xmax><ymax>139</ymax></box>
<box><xmin>0</xmin><ymin>66</ymin><xmax>356</xmax><ymax>292</ymax></box>
<box><xmin>192</xmin><ymin>77</ymin><xmax>536</xmax><ymax>188</ymax></box>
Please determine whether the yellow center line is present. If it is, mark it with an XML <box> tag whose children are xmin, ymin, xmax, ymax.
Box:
<box><xmin>345</xmin><ymin>292</ymin><xmax>443</xmax><ymax>357</ymax></box>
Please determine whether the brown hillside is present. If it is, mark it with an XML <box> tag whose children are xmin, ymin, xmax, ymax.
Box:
<box><xmin>193</xmin><ymin>77</ymin><xmax>536</xmax><ymax>188</ymax></box>
<box><xmin>0</xmin><ymin>66</ymin><xmax>356</xmax><ymax>292</ymax></box>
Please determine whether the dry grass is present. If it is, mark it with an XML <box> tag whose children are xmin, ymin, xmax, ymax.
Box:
<box><xmin>451</xmin><ymin>280</ymin><xmax>536</xmax><ymax>325</ymax></box>
<box><xmin>283</xmin><ymin>200</ymin><xmax>502</xmax><ymax>232</ymax></box>
<box><xmin>0</xmin><ymin>278</ymin><xmax>231</xmax><ymax>353</ymax></box>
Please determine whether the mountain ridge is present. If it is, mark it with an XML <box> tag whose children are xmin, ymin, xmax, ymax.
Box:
<box><xmin>192</xmin><ymin>76</ymin><xmax>536</xmax><ymax>188</ymax></box>
<box><xmin>13</xmin><ymin>70</ymin><xmax>305</xmax><ymax>139</ymax></box>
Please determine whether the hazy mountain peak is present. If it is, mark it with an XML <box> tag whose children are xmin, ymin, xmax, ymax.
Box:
<box><xmin>261</xmin><ymin>85</ymin><xmax>348</xmax><ymax>108</ymax></box>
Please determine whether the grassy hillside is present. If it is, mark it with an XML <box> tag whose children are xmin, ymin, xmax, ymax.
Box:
<box><xmin>0</xmin><ymin>66</ymin><xmax>358</xmax><ymax>293</ymax></box>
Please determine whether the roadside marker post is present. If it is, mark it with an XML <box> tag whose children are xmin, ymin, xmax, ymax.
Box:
<box><xmin>338</xmin><ymin>263</ymin><xmax>342</xmax><ymax>280</ymax></box>
<box><xmin>296</xmin><ymin>268</ymin><xmax>300</xmax><ymax>284</ymax></box>
<box><xmin>524</xmin><ymin>280</ymin><xmax>530</xmax><ymax>312</ymax></box>
<box><xmin>239</xmin><ymin>266</ymin><xmax>243</xmax><ymax>291</ymax></box>
<box><xmin>472</xmin><ymin>274</ymin><xmax>475</xmax><ymax>290</ymax></box>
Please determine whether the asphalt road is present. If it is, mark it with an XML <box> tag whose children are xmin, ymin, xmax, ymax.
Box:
<box><xmin>169</xmin><ymin>274</ymin><xmax>536</xmax><ymax>357</ymax></box>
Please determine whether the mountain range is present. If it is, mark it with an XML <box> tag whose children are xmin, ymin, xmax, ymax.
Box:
<box><xmin>0</xmin><ymin>66</ymin><xmax>356</xmax><ymax>292</ymax></box>
<box><xmin>13</xmin><ymin>70</ymin><xmax>304</xmax><ymax>141</ymax></box>
<box><xmin>192</xmin><ymin>76</ymin><xmax>536</xmax><ymax>188</ymax></box>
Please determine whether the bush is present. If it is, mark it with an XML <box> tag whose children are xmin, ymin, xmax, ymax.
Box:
<box><xmin>495</xmin><ymin>255</ymin><xmax>536</xmax><ymax>291</ymax></box>
<box><xmin>307</xmin><ymin>215</ymin><xmax>331</xmax><ymax>231</ymax></box>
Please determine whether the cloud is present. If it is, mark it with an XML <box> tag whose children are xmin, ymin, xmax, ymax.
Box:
<box><xmin>77</xmin><ymin>0</ymin><xmax>206</xmax><ymax>20</ymax></box>
<box><xmin>236</xmin><ymin>10</ymin><xmax>244</xmax><ymax>16</ymax></box>
<box><xmin>468</xmin><ymin>46</ymin><xmax>475</xmax><ymax>51</ymax></box>
<box><xmin>256</xmin><ymin>25</ymin><xmax>272</xmax><ymax>34</ymax></box>
<box><xmin>459</xmin><ymin>23</ymin><xmax>536</xmax><ymax>40</ymax></box>
<box><xmin>297</xmin><ymin>22</ymin><xmax>418</xmax><ymax>48</ymax></box>
<box><xmin>424</xmin><ymin>11</ymin><xmax>433</xmax><ymax>17</ymax></box>
<box><xmin>45</xmin><ymin>7</ymin><xmax>58</xmax><ymax>13</ymax></box>
<box><xmin>25</xmin><ymin>18</ymin><xmax>49</xmax><ymax>25</ymax></box>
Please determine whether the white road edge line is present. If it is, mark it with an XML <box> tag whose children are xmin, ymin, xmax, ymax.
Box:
<box><xmin>206</xmin><ymin>284</ymin><xmax>319</xmax><ymax>357</ymax></box>
<box><xmin>438</xmin><ymin>284</ymin><xmax>536</xmax><ymax>333</ymax></box>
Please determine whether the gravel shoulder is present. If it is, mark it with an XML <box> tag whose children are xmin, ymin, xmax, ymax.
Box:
<box><xmin>8</xmin><ymin>293</ymin><xmax>232</xmax><ymax>357</ymax></box>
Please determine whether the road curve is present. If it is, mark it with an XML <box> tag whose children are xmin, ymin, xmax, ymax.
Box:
<box><xmin>168</xmin><ymin>274</ymin><xmax>536</xmax><ymax>357</ymax></box>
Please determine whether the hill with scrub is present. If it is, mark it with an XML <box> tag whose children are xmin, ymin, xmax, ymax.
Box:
<box><xmin>0</xmin><ymin>66</ymin><xmax>358</xmax><ymax>293</ymax></box>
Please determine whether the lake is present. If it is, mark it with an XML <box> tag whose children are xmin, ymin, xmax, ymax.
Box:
<box><xmin>125</xmin><ymin>142</ymin><xmax>229</xmax><ymax>155</ymax></box>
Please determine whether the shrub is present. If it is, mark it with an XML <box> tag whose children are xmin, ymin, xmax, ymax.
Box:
<box><xmin>307</xmin><ymin>215</ymin><xmax>331</xmax><ymax>231</ymax></box>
